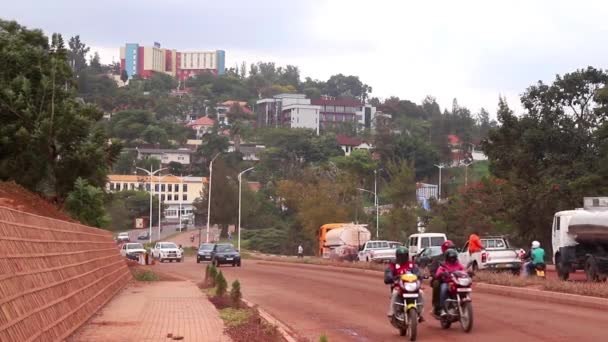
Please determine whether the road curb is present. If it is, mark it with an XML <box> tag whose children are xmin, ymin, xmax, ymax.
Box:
<box><xmin>241</xmin><ymin>298</ymin><xmax>298</xmax><ymax>342</ymax></box>
<box><xmin>474</xmin><ymin>283</ymin><xmax>608</xmax><ymax>311</ymax></box>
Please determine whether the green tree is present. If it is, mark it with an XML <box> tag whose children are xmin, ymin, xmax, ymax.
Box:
<box><xmin>120</xmin><ymin>69</ymin><xmax>129</xmax><ymax>84</ymax></box>
<box><xmin>382</xmin><ymin>160</ymin><xmax>417</xmax><ymax>240</ymax></box>
<box><xmin>89</xmin><ymin>51</ymin><xmax>102</xmax><ymax>74</ymax></box>
<box><xmin>68</xmin><ymin>35</ymin><xmax>89</xmax><ymax>73</ymax></box>
<box><xmin>65</xmin><ymin>178</ymin><xmax>109</xmax><ymax>227</ymax></box>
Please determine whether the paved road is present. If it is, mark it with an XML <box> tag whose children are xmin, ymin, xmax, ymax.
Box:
<box><xmin>157</xmin><ymin>258</ymin><xmax>607</xmax><ymax>342</ymax></box>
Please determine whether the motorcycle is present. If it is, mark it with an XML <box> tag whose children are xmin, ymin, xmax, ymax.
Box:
<box><xmin>390</xmin><ymin>272</ymin><xmax>423</xmax><ymax>341</ymax></box>
<box><xmin>533</xmin><ymin>263</ymin><xmax>546</xmax><ymax>278</ymax></box>
<box><xmin>436</xmin><ymin>271</ymin><xmax>474</xmax><ymax>333</ymax></box>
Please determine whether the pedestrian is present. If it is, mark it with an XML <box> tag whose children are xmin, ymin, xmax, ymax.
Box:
<box><xmin>298</xmin><ymin>245</ymin><xmax>304</xmax><ymax>258</ymax></box>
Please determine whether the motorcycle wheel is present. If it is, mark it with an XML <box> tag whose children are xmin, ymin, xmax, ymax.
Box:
<box><xmin>407</xmin><ymin>309</ymin><xmax>417</xmax><ymax>341</ymax></box>
<box><xmin>440</xmin><ymin>320</ymin><xmax>451</xmax><ymax>329</ymax></box>
<box><xmin>460</xmin><ymin>302</ymin><xmax>474</xmax><ymax>333</ymax></box>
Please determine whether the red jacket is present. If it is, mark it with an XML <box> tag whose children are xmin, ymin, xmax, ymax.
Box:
<box><xmin>468</xmin><ymin>234</ymin><xmax>483</xmax><ymax>254</ymax></box>
<box><xmin>435</xmin><ymin>261</ymin><xmax>465</xmax><ymax>281</ymax></box>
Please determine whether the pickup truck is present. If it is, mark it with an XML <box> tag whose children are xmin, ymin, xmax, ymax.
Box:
<box><xmin>357</xmin><ymin>240</ymin><xmax>403</xmax><ymax>262</ymax></box>
<box><xmin>458</xmin><ymin>236</ymin><xmax>522</xmax><ymax>274</ymax></box>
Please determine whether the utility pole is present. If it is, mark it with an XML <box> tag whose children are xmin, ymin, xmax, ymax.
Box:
<box><xmin>238</xmin><ymin>167</ymin><xmax>255</xmax><ymax>251</ymax></box>
<box><xmin>205</xmin><ymin>153</ymin><xmax>221</xmax><ymax>243</ymax></box>
<box><xmin>434</xmin><ymin>164</ymin><xmax>445</xmax><ymax>200</ymax></box>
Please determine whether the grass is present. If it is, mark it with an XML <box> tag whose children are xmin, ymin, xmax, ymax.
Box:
<box><xmin>219</xmin><ymin>308</ymin><xmax>253</xmax><ymax>327</ymax></box>
<box><xmin>131</xmin><ymin>269</ymin><xmax>159</xmax><ymax>281</ymax></box>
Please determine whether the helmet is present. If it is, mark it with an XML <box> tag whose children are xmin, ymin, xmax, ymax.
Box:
<box><xmin>441</xmin><ymin>240</ymin><xmax>456</xmax><ymax>253</ymax></box>
<box><xmin>395</xmin><ymin>246</ymin><xmax>409</xmax><ymax>265</ymax></box>
<box><xmin>531</xmin><ymin>241</ymin><xmax>540</xmax><ymax>249</ymax></box>
<box><xmin>445</xmin><ymin>249</ymin><xmax>458</xmax><ymax>263</ymax></box>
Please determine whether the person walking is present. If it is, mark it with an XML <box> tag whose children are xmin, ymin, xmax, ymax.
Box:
<box><xmin>297</xmin><ymin>245</ymin><xmax>304</xmax><ymax>258</ymax></box>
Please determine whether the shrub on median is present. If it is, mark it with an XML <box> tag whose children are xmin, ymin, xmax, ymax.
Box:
<box><xmin>230</xmin><ymin>280</ymin><xmax>242</xmax><ymax>308</ymax></box>
<box><xmin>216</xmin><ymin>271</ymin><xmax>228</xmax><ymax>296</ymax></box>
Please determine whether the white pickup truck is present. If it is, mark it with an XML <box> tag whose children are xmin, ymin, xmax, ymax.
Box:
<box><xmin>458</xmin><ymin>236</ymin><xmax>522</xmax><ymax>274</ymax></box>
<box><xmin>357</xmin><ymin>240</ymin><xmax>403</xmax><ymax>262</ymax></box>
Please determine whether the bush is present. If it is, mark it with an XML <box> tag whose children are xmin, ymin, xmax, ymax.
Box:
<box><xmin>219</xmin><ymin>308</ymin><xmax>252</xmax><ymax>327</ymax></box>
<box><xmin>230</xmin><ymin>280</ymin><xmax>242</xmax><ymax>308</ymax></box>
<box><xmin>216</xmin><ymin>271</ymin><xmax>228</xmax><ymax>296</ymax></box>
<box><xmin>132</xmin><ymin>269</ymin><xmax>159</xmax><ymax>281</ymax></box>
<box><xmin>319</xmin><ymin>335</ymin><xmax>329</xmax><ymax>342</ymax></box>
<box><xmin>208</xmin><ymin>264</ymin><xmax>218</xmax><ymax>287</ymax></box>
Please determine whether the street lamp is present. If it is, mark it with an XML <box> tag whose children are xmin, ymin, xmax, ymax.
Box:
<box><xmin>357</xmin><ymin>187</ymin><xmax>378</xmax><ymax>239</ymax></box>
<box><xmin>462</xmin><ymin>161</ymin><xmax>473</xmax><ymax>187</ymax></box>
<box><xmin>206</xmin><ymin>153</ymin><xmax>221</xmax><ymax>243</ymax></box>
<box><xmin>136</xmin><ymin>166</ymin><xmax>167</xmax><ymax>243</ymax></box>
<box><xmin>434</xmin><ymin>164</ymin><xmax>445</xmax><ymax>200</ymax></box>
<box><xmin>237</xmin><ymin>167</ymin><xmax>255</xmax><ymax>251</ymax></box>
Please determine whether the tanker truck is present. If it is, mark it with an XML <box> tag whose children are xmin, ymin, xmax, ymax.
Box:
<box><xmin>318</xmin><ymin>223</ymin><xmax>371</xmax><ymax>261</ymax></box>
<box><xmin>553</xmin><ymin>197</ymin><xmax>608</xmax><ymax>281</ymax></box>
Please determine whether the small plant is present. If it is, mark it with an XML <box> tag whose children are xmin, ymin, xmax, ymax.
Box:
<box><xmin>215</xmin><ymin>271</ymin><xmax>228</xmax><ymax>296</ymax></box>
<box><xmin>132</xmin><ymin>269</ymin><xmax>159</xmax><ymax>281</ymax></box>
<box><xmin>208</xmin><ymin>264</ymin><xmax>218</xmax><ymax>287</ymax></box>
<box><xmin>319</xmin><ymin>334</ymin><xmax>329</xmax><ymax>342</ymax></box>
<box><xmin>230</xmin><ymin>280</ymin><xmax>242</xmax><ymax>308</ymax></box>
<box><xmin>204</xmin><ymin>264</ymin><xmax>210</xmax><ymax>284</ymax></box>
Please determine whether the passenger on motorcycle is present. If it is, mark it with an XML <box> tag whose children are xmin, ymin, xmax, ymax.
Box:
<box><xmin>385</xmin><ymin>246</ymin><xmax>425</xmax><ymax>321</ymax></box>
<box><xmin>524</xmin><ymin>240</ymin><xmax>545</xmax><ymax>276</ymax></box>
<box><xmin>429</xmin><ymin>240</ymin><xmax>456</xmax><ymax>316</ymax></box>
<box><xmin>436</xmin><ymin>249</ymin><xmax>465</xmax><ymax>317</ymax></box>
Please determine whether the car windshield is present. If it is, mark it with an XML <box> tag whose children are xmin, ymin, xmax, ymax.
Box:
<box><xmin>127</xmin><ymin>243</ymin><xmax>144</xmax><ymax>250</ymax></box>
<box><xmin>425</xmin><ymin>246</ymin><xmax>442</xmax><ymax>257</ymax></box>
<box><xmin>199</xmin><ymin>244</ymin><xmax>214</xmax><ymax>251</ymax></box>
<box><xmin>216</xmin><ymin>244</ymin><xmax>235</xmax><ymax>252</ymax></box>
<box><xmin>160</xmin><ymin>243</ymin><xmax>177</xmax><ymax>249</ymax></box>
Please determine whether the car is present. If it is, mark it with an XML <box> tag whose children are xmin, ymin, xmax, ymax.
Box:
<box><xmin>120</xmin><ymin>242</ymin><xmax>147</xmax><ymax>260</ymax></box>
<box><xmin>137</xmin><ymin>231</ymin><xmax>150</xmax><ymax>240</ymax></box>
<box><xmin>211</xmin><ymin>243</ymin><xmax>241</xmax><ymax>267</ymax></box>
<box><xmin>117</xmin><ymin>232</ymin><xmax>130</xmax><ymax>242</ymax></box>
<box><xmin>407</xmin><ymin>233</ymin><xmax>447</xmax><ymax>259</ymax></box>
<box><xmin>458</xmin><ymin>236</ymin><xmax>522</xmax><ymax>274</ymax></box>
<box><xmin>152</xmin><ymin>242</ymin><xmax>183</xmax><ymax>263</ymax></box>
<box><xmin>357</xmin><ymin>240</ymin><xmax>403</xmax><ymax>262</ymax></box>
<box><xmin>197</xmin><ymin>243</ymin><xmax>215</xmax><ymax>263</ymax></box>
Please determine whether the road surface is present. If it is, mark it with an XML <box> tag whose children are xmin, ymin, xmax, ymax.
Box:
<box><xmin>157</xmin><ymin>258</ymin><xmax>607</xmax><ymax>342</ymax></box>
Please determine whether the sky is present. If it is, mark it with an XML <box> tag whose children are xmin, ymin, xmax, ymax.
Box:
<box><xmin>3</xmin><ymin>0</ymin><xmax>608</xmax><ymax>117</ymax></box>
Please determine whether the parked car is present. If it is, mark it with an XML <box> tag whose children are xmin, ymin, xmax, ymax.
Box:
<box><xmin>117</xmin><ymin>232</ymin><xmax>130</xmax><ymax>243</ymax></box>
<box><xmin>197</xmin><ymin>243</ymin><xmax>215</xmax><ymax>263</ymax></box>
<box><xmin>152</xmin><ymin>242</ymin><xmax>183</xmax><ymax>263</ymax></box>
<box><xmin>458</xmin><ymin>236</ymin><xmax>522</xmax><ymax>274</ymax></box>
<box><xmin>357</xmin><ymin>240</ymin><xmax>403</xmax><ymax>262</ymax></box>
<box><xmin>137</xmin><ymin>231</ymin><xmax>150</xmax><ymax>240</ymax></box>
<box><xmin>211</xmin><ymin>243</ymin><xmax>241</xmax><ymax>267</ymax></box>
<box><xmin>120</xmin><ymin>242</ymin><xmax>147</xmax><ymax>260</ymax></box>
<box><xmin>407</xmin><ymin>233</ymin><xmax>447</xmax><ymax>259</ymax></box>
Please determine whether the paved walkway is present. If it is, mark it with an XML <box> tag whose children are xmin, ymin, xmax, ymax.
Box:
<box><xmin>70</xmin><ymin>281</ymin><xmax>230</xmax><ymax>342</ymax></box>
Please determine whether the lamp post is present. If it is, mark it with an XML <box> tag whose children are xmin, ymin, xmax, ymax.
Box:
<box><xmin>136</xmin><ymin>166</ymin><xmax>167</xmax><ymax>243</ymax></box>
<box><xmin>237</xmin><ymin>167</ymin><xmax>255</xmax><ymax>251</ymax></box>
<box><xmin>357</xmin><ymin>187</ymin><xmax>378</xmax><ymax>239</ymax></box>
<box><xmin>463</xmin><ymin>161</ymin><xmax>473</xmax><ymax>187</ymax></box>
<box><xmin>206</xmin><ymin>153</ymin><xmax>221</xmax><ymax>243</ymax></box>
<box><xmin>434</xmin><ymin>164</ymin><xmax>445</xmax><ymax>200</ymax></box>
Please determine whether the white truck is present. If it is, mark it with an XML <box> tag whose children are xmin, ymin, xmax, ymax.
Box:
<box><xmin>553</xmin><ymin>197</ymin><xmax>608</xmax><ymax>281</ymax></box>
<box><xmin>324</xmin><ymin>224</ymin><xmax>371</xmax><ymax>261</ymax></box>
<box><xmin>407</xmin><ymin>233</ymin><xmax>447</xmax><ymax>259</ymax></box>
<box><xmin>458</xmin><ymin>236</ymin><xmax>521</xmax><ymax>273</ymax></box>
<box><xmin>357</xmin><ymin>240</ymin><xmax>403</xmax><ymax>263</ymax></box>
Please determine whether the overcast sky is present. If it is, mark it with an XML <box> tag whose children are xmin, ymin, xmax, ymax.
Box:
<box><xmin>3</xmin><ymin>0</ymin><xmax>608</xmax><ymax>117</ymax></box>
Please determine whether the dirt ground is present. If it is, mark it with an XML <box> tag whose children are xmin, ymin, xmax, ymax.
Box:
<box><xmin>0</xmin><ymin>181</ymin><xmax>74</xmax><ymax>221</ymax></box>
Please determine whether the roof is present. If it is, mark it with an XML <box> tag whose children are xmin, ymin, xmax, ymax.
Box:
<box><xmin>336</xmin><ymin>134</ymin><xmax>363</xmax><ymax>146</ymax></box>
<box><xmin>221</xmin><ymin>101</ymin><xmax>253</xmax><ymax>114</ymax></box>
<box><xmin>311</xmin><ymin>98</ymin><xmax>362</xmax><ymax>107</ymax></box>
<box><xmin>186</xmin><ymin>117</ymin><xmax>215</xmax><ymax>127</ymax></box>
<box><xmin>132</xmin><ymin>148</ymin><xmax>193</xmax><ymax>155</ymax></box>
<box><xmin>447</xmin><ymin>134</ymin><xmax>461</xmax><ymax>145</ymax></box>
<box><xmin>108</xmin><ymin>175</ymin><xmax>208</xmax><ymax>183</ymax></box>
<box><xmin>248</xmin><ymin>181</ymin><xmax>261</xmax><ymax>192</ymax></box>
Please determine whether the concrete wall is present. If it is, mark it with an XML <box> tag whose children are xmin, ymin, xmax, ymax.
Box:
<box><xmin>0</xmin><ymin>207</ymin><xmax>131</xmax><ymax>341</ymax></box>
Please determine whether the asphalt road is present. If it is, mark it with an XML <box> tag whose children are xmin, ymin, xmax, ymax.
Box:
<box><xmin>157</xmin><ymin>258</ymin><xmax>607</xmax><ymax>342</ymax></box>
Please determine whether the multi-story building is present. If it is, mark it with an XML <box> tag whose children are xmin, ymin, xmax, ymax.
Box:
<box><xmin>256</xmin><ymin>94</ymin><xmax>321</xmax><ymax>134</ymax></box>
<box><xmin>129</xmin><ymin>148</ymin><xmax>193</xmax><ymax>166</ymax></box>
<box><xmin>119</xmin><ymin>42</ymin><xmax>225</xmax><ymax>80</ymax></box>
<box><xmin>106</xmin><ymin>175</ymin><xmax>206</xmax><ymax>221</ymax></box>
<box><xmin>311</xmin><ymin>96</ymin><xmax>377</xmax><ymax>131</ymax></box>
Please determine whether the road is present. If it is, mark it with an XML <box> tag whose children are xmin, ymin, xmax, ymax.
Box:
<box><xmin>121</xmin><ymin>225</ymin><xmax>220</xmax><ymax>245</ymax></box>
<box><xmin>157</xmin><ymin>258</ymin><xmax>607</xmax><ymax>342</ymax></box>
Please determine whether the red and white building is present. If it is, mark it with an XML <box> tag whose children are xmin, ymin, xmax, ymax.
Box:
<box><xmin>336</xmin><ymin>135</ymin><xmax>372</xmax><ymax>156</ymax></box>
<box><xmin>186</xmin><ymin>117</ymin><xmax>216</xmax><ymax>138</ymax></box>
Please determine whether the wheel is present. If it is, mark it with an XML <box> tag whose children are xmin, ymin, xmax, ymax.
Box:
<box><xmin>440</xmin><ymin>320</ymin><xmax>451</xmax><ymax>329</ymax></box>
<box><xmin>197</xmin><ymin>259</ymin><xmax>200</xmax><ymax>264</ymax></box>
<box><xmin>585</xmin><ymin>257</ymin><xmax>600</xmax><ymax>282</ymax></box>
<box><xmin>460</xmin><ymin>302</ymin><xmax>474</xmax><ymax>333</ymax></box>
<box><xmin>237</xmin><ymin>261</ymin><xmax>241</xmax><ymax>267</ymax></box>
<box><xmin>232</xmin><ymin>263</ymin><xmax>236</xmax><ymax>267</ymax></box>
<box><xmin>160</xmin><ymin>259</ymin><xmax>164</xmax><ymax>263</ymax></box>
<box><xmin>556</xmin><ymin>254</ymin><xmax>570</xmax><ymax>281</ymax></box>
<box><xmin>407</xmin><ymin>309</ymin><xmax>417</xmax><ymax>341</ymax></box>
<box><xmin>472</xmin><ymin>262</ymin><xmax>479</xmax><ymax>273</ymax></box>
<box><xmin>177</xmin><ymin>258</ymin><xmax>182</xmax><ymax>263</ymax></box>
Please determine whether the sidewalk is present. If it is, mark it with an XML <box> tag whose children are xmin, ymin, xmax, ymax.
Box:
<box><xmin>70</xmin><ymin>281</ymin><xmax>230</xmax><ymax>342</ymax></box>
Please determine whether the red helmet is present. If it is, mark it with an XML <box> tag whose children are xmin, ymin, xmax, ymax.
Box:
<box><xmin>441</xmin><ymin>240</ymin><xmax>456</xmax><ymax>253</ymax></box>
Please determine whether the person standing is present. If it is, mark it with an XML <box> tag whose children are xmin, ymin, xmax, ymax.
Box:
<box><xmin>298</xmin><ymin>245</ymin><xmax>304</xmax><ymax>258</ymax></box>
<box><xmin>468</xmin><ymin>231</ymin><xmax>483</xmax><ymax>255</ymax></box>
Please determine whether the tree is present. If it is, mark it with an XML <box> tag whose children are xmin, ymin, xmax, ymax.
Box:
<box><xmin>89</xmin><ymin>51</ymin><xmax>102</xmax><ymax>74</ymax></box>
<box><xmin>120</xmin><ymin>69</ymin><xmax>129</xmax><ymax>84</ymax></box>
<box><xmin>113</xmin><ymin>150</ymin><xmax>137</xmax><ymax>174</ymax></box>
<box><xmin>168</xmin><ymin>161</ymin><xmax>184</xmax><ymax>175</ymax></box>
<box><xmin>0</xmin><ymin>20</ymin><xmax>120</xmax><ymax>199</ymax></box>
<box><xmin>325</xmin><ymin>74</ymin><xmax>372</xmax><ymax>101</ymax></box>
<box><xmin>65</xmin><ymin>178</ymin><xmax>109</xmax><ymax>227</ymax></box>
<box><xmin>68</xmin><ymin>35</ymin><xmax>90</xmax><ymax>74</ymax></box>
<box><xmin>382</xmin><ymin>160</ymin><xmax>417</xmax><ymax>240</ymax></box>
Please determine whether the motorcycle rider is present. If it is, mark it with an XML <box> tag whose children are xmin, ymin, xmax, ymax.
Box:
<box><xmin>385</xmin><ymin>246</ymin><xmax>425</xmax><ymax>322</ymax></box>
<box><xmin>429</xmin><ymin>240</ymin><xmax>456</xmax><ymax>316</ymax></box>
<box><xmin>524</xmin><ymin>240</ymin><xmax>545</xmax><ymax>276</ymax></box>
<box><xmin>436</xmin><ymin>249</ymin><xmax>465</xmax><ymax>317</ymax></box>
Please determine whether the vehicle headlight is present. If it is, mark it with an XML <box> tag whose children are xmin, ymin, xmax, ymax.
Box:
<box><xmin>457</xmin><ymin>277</ymin><xmax>472</xmax><ymax>287</ymax></box>
<box><xmin>403</xmin><ymin>282</ymin><xmax>419</xmax><ymax>292</ymax></box>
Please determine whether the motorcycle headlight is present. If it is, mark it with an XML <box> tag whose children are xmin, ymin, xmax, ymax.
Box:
<box><xmin>457</xmin><ymin>277</ymin><xmax>472</xmax><ymax>287</ymax></box>
<box><xmin>403</xmin><ymin>282</ymin><xmax>420</xmax><ymax>292</ymax></box>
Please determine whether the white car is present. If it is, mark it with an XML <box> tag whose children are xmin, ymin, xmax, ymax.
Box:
<box><xmin>120</xmin><ymin>243</ymin><xmax>147</xmax><ymax>259</ymax></box>
<box><xmin>152</xmin><ymin>242</ymin><xmax>183</xmax><ymax>263</ymax></box>
<box><xmin>458</xmin><ymin>236</ymin><xmax>521</xmax><ymax>273</ymax></box>
<box><xmin>117</xmin><ymin>232</ymin><xmax>130</xmax><ymax>242</ymax></box>
<box><xmin>358</xmin><ymin>240</ymin><xmax>403</xmax><ymax>262</ymax></box>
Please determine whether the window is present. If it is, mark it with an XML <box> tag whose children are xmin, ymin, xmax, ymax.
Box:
<box><xmin>116</xmin><ymin>183</ymin><xmax>121</xmax><ymax>191</ymax></box>
<box><xmin>175</xmin><ymin>184</ymin><xmax>179</xmax><ymax>193</ymax></box>
<box><xmin>168</xmin><ymin>184</ymin><xmax>172</xmax><ymax>192</ymax></box>
<box><xmin>379</xmin><ymin>242</ymin><xmax>389</xmax><ymax>248</ymax></box>
<box><xmin>161</xmin><ymin>194</ymin><xmax>165</xmax><ymax>201</ymax></box>
<box><xmin>145</xmin><ymin>184</ymin><xmax>150</xmax><ymax>191</ymax></box>
<box><xmin>139</xmin><ymin>184</ymin><xmax>144</xmax><ymax>191</ymax></box>
<box><xmin>161</xmin><ymin>184</ymin><xmax>165</xmax><ymax>192</ymax></box>
<box><xmin>555</xmin><ymin>216</ymin><xmax>561</xmax><ymax>231</ymax></box>
<box><xmin>183</xmin><ymin>194</ymin><xmax>187</xmax><ymax>201</ymax></box>
<box><xmin>174</xmin><ymin>194</ymin><xmax>179</xmax><ymax>201</ymax></box>
<box><xmin>110</xmin><ymin>183</ymin><xmax>115</xmax><ymax>191</ymax></box>
<box><xmin>154</xmin><ymin>184</ymin><xmax>159</xmax><ymax>192</ymax></box>
<box><xmin>123</xmin><ymin>183</ymin><xmax>128</xmax><ymax>190</ymax></box>
<box><xmin>183</xmin><ymin>184</ymin><xmax>187</xmax><ymax>192</ymax></box>
<box><xmin>485</xmin><ymin>240</ymin><xmax>496</xmax><ymax>248</ymax></box>
<box><xmin>430</xmin><ymin>237</ymin><xmax>446</xmax><ymax>247</ymax></box>
<box><xmin>421</xmin><ymin>237</ymin><xmax>431</xmax><ymax>248</ymax></box>
<box><xmin>130</xmin><ymin>183</ymin><xmax>135</xmax><ymax>190</ymax></box>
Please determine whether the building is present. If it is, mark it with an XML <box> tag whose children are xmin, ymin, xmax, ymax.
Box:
<box><xmin>107</xmin><ymin>175</ymin><xmax>207</xmax><ymax>220</ymax></box>
<box><xmin>256</xmin><ymin>94</ymin><xmax>321</xmax><ymax>134</ymax></box>
<box><xmin>119</xmin><ymin>42</ymin><xmax>225</xmax><ymax>80</ymax></box>
<box><xmin>217</xmin><ymin>100</ymin><xmax>253</xmax><ymax>125</ymax></box>
<box><xmin>186</xmin><ymin>117</ymin><xmax>216</xmax><ymax>138</ymax></box>
<box><xmin>336</xmin><ymin>135</ymin><xmax>372</xmax><ymax>156</ymax></box>
<box><xmin>308</xmin><ymin>96</ymin><xmax>379</xmax><ymax>132</ymax></box>
<box><xmin>227</xmin><ymin>143</ymin><xmax>266</xmax><ymax>161</ymax></box>
<box><xmin>131</xmin><ymin>148</ymin><xmax>193</xmax><ymax>166</ymax></box>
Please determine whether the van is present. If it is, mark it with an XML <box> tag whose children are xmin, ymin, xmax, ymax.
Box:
<box><xmin>407</xmin><ymin>233</ymin><xmax>447</xmax><ymax>259</ymax></box>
